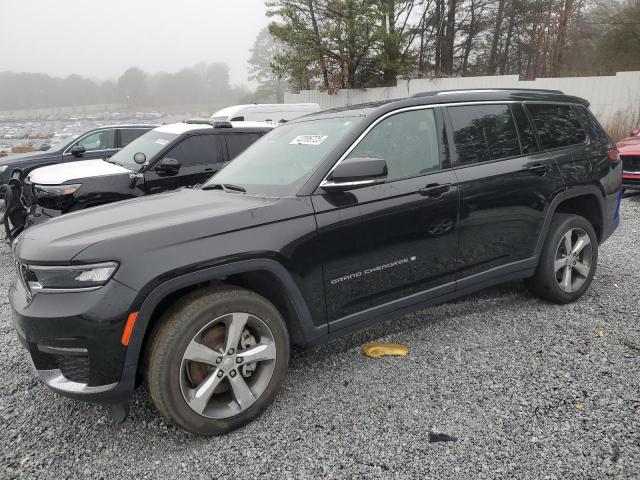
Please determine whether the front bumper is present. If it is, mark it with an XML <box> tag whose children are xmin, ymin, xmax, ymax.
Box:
<box><xmin>9</xmin><ymin>275</ymin><xmax>139</xmax><ymax>404</ymax></box>
<box><xmin>622</xmin><ymin>172</ymin><xmax>640</xmax><ymax>190</ymax></box>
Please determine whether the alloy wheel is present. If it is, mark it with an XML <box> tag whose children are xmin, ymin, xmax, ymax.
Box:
<box><xmin>179</xmin><ymin>312</ymin><xmax>277</xmax><ymax>419</ymax></box>
<box><xmin>554</xmin><ymin>227</ymin><xmax>593</xmax><ymax>293</ymax></box>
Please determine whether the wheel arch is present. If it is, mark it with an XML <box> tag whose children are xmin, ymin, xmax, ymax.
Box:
<box><xmin>536</xmin><ymin>185</ymin><xmax>605</xmax><ymax>256</ymax></box>
<box><xmin>122</xmin><ymin>259</ymin><xmax>326</xmax><ymax>371</ymax></box>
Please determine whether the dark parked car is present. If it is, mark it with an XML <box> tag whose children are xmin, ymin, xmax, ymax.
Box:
<box><xmin>0</xmin><ymin>124</ymin><xmax>156</xmax><ymax>192</ymax></box>
<box><xmin>9</xmin><ymin>89</ymin><xmax>622</xmax><ymax>436</ymax></box>
<box><xmin>3</xmin><ymin>121</ymin><xmax>272</xmax><ymax>240</ymax></box>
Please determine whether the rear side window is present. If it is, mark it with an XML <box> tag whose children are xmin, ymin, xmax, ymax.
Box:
<box><xmin>162</xmin><ymin>135</ymin><xmax>224</xmax><ymax>167</ymax></box>
<box><xmin>119</xmin><ymin>128</ymin><xmax>148</xmax><ymax>148</ymax></box>
<box><xmin>526</xmin><ymin>104</ymin><xmax>586</xmax><ymax>149</ymax></box>
<box><xmin>574</xmin><ymin>105</ymin><xmax>609</xmax><ymax>143</ymax></box>
<box><xmin>225</xmin><ymin>133</ymin><xmax>263</xmax><ymax>160</ymax></box>
<box><xmin>448</xmin><ymin>104</ymin><xmax>520</xmax><ymax>165</ymax></box>
<box><xmin>511</xmin><ymin>104</ymin><xmax>539</xmax><ymax>154</ymax></box>
<box><xmin>346</xmin><ymin>108</ymin><xmax>441</xmax><ymax>180</ymax></box>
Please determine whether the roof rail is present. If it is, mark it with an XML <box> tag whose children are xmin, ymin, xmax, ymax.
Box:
<box><xmin>411</xmin><ymin>88</ymin><xmax>564</xmax><ymax>98</ymax></box>
<box><xmin>184</xmin><ymin>118</ymin><xmax>233</xmax><ymax>128</ymax></box>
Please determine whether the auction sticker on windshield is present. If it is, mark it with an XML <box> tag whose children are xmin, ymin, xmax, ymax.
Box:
<box><xmin>290</xmin><ymin>135</ymin><xmax>328</xmax><ymax>146</ymax></box>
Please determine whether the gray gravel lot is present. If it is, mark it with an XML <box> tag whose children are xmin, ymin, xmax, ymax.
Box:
<box><xmin>1</xmin><ymin>197</ymin><xmax>639</xmax><ymax>479</ymax></box>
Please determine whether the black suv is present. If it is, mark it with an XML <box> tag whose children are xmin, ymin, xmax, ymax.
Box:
<box><xmin>9</xmin><ymin>90</ymin><xmax>622</xmax><ymax>435</ymax></box>
<box><xmin>2</xmin><ymin>121</ymin><xmax>272</xmax><ymax>240</ymax></box>
<box><xmin>0</xmin><ymin>124</ymin><xmax>156</xmax><ymax>191</ymax></box>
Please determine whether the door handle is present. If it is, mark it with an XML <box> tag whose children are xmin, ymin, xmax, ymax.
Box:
<box><xmin>418</xmin><ymin>183</ymin><xmax>451</xmax><ymax>198</ymax></box>
<box><xmin>526</xmin><ymin>163</ymin><xmax>551</xmax><ymax>175</ymax></box>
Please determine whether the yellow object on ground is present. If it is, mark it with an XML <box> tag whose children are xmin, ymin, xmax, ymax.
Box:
<box><xmin>362</xmin><ymin>342</ymin><xmax>409</xmax><ymax>358</ymax></box>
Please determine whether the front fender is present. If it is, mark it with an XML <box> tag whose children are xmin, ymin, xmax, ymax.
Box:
<box><xmin>122</xmin><ymin>258</ymin><xmax>327</xmax><ymax>369</ymax></box>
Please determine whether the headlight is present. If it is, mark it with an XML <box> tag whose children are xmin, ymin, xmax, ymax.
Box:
<box><xmin>25</xmin><ymin>262</ymin><xmax>119</xmax><ymax>292</ymax></box>
<box><xmin>34</xmin><ymin>184</ymin><xmax>81</xmax><ymax>196</ymax></box>
<box><xmin>0</xmin><ymin>165</ymin><xmax>8</xmax><ymax>173</ymax></box>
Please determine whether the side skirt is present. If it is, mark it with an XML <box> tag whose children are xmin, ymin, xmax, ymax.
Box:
<box><xmin>327</xmin><ymin>258</ymin><xmax>537</xmax><ymax>340</ymax></box>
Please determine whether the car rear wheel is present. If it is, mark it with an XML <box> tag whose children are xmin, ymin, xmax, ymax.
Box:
<box><xmin>526</xmin><ymin>214</ymin><xmax>598</xmax><ymax>304</ymax></box>
<box><xmin>146</xmin><ymin>285</ymin><xmax>289</xmax><ymax>436</ymax></box>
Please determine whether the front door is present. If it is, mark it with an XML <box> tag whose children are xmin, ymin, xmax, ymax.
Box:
<box><xmin>143</xmin><ymin>134</ymin><xmax>226</xmax><ymax>194</ymax></box>
<box><xmin>63</xmin><ymin>128</ymin><xmax>118</xmax><ymax>162</ymax></box>
<box><xmin>312</xmin><ymin>107</ymin><xmax>460</xmax><ymax>331</ymax></box>
<box><xmin>447</xmin><ymin>103</ymin><xmax>563</xmax><ymax>281</ymax></box>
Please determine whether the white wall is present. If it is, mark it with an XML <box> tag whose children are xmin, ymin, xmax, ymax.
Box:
<box><xmin>285</xmin><ymin>72</ymin><xmax>640</xmax><ymax>125</ymax></box>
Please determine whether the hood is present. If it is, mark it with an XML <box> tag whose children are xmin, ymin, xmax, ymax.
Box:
<box><xmin>28</xmin><ymin>159</ymin><xmax>131</xmax><ymax>185</ymax></box>
<box><xmin>617</xmin><ymin>141</ymin><xmax>640</xmax><ymax>155</ymax></box>
<box><xmin>16</xmin><ymin>188</ymin><xmax>292</xmax><ymax>263</ymax></box>
<box><xmin>0</xmin><ymin>149</ymin><xmax>59</xmax><ymax>167</ymax></box>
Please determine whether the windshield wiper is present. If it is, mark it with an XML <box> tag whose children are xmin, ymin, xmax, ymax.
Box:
<box><xmin>202</xmin><ymin>183</ymin><xmax>246</xmax><ymax>193</ymax></box>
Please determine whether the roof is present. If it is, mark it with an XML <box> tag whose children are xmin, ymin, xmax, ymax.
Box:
<box><xmin>154</xmin><ymin>121</ymin><xmax>274</xmax><ymax>136</ymax></box>
<box><xmin>293</xmin><ymin>88</ymin><xmax>590</xmax><ymax>124</ymax></box>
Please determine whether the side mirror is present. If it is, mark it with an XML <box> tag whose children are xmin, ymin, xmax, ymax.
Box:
<box><xmin>70</xmin><ymin>145</ymin><xmax>86</xmax><ymax>157</ymax></box>
<box><xmin>321</xmin><ymin>157</ymin><xmax>388</xmax><ymax>191</ymax></box>
<box><xmin>155</xmin><ymin>157</ymin><xmax>181</xmax><ymax>174</ymax></box>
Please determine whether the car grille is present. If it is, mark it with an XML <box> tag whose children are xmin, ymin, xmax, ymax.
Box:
<box><xmin>622</xmin><ymin>155</ymin><xmax>640</xmax><ymax>172</ymax></box>
<box><xmin>55</xmin><ymin>355</ymin><xmax>90</xmax><ymax>384</ymax></box>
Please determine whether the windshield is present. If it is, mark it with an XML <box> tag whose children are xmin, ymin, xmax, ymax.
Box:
<box><xmin>50</xmin><ymin>134</ymin><xmax>79</xmax><ymax>150</ymax></box>
<box><xmin>109</xmin><ymin>130</ymin><xmax>179</xmax><ymax>170</ymax></box>
<box><xmin>205</xmin><ymin>117</ymin><xmax>360</xmax><ymax>195</ymax></box>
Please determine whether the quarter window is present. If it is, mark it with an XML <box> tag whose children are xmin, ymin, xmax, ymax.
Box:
<box><xmin>75</xmin><ymin>129</ymin><xmax>115</xmax><ymax>151</ymax></box>
<box><xmin>162</xmin><ymin>135</ymin><xmax>224</xmax><ymax>167</ymax></box>
<box><xmin>574</xmin><ymin>105</ymin><xmax>608</xmax><ymax>144</ymax></box>
<box><xmin>448</xmin><ymin>104</ymin><xmax>520</xmax><ymax>165</ymax></box>
<box><xmin>526</xmin><ymin>104</ymin><xmax>587</xmax><ymax>149</ymax></box>
<box><xmin>346</xmin><ymin>109</ymin><xmax>441</xmax><ymax>181</ymax></box>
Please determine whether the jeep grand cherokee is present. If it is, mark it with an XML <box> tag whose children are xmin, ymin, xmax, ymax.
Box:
<box><xmin>9</xmin><ymin>89</ymin><xmax>622</xmax><ymax>435</ymax></box>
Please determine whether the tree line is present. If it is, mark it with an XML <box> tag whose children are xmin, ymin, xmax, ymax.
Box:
<box><xmin>0</xmin><ymin>63</ymin><xmax>246</xmax><ymax>110</ymax></box>
<box><xmin>251</xmin><ymin>0</ymin><xmax>640</xmax><ymax>94</ymax></box>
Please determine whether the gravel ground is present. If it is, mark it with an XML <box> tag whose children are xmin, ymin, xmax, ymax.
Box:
<box><xmin>1</xmin><ymin>197</ymin><xmax>639</xmax><ymax>480</ymax></box>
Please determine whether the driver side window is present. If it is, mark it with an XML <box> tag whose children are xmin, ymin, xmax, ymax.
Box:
<box><xmin>76</xmin><ymin>129</ymin><xmax>116</xmax><ymax>151</ymax></box>
<box><xmin>346</xmin><ymin>109</ymin><xmax>440</xmax><ymax>181</ymax></box>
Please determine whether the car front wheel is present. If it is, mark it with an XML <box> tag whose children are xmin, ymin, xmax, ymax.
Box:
<box><xmin>146</xmin><ymin>285</ymin><xmax>290</xmax><ymax>435</ymax></box>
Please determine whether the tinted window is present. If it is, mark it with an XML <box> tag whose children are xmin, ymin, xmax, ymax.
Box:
<box><xmin>346</xmin><ymin>109</ymin><xmax>440</xmax><ymax>180</ymax></box>
<box><xmin>574</xmin><ymin>105</ymin><xmax>609</xmax><ymax>143</ymax></box>
<box><xmin>449</xmin><ymin>105</ymin><xmax>520</xmax><ymax>165</ymax></box>
<box><xmin>76</xmin><ymin>129</ymin><xmax>115</xmax><ymax>151</ymax></box>
<box><xmin>511</xmin><ymin>104</ymin><xmax>539</xmax><ymax>154</ymax></box>
<box><xmin>163</xmin><ymin>135</ymin><xmax>224</xmax><ymax>167</ymax></box>
<box><xmin>226</xmin><ymin>133</ymin><xmax>263</xmax><ymax>159</ymax></box>
<box><xmin>526</xmin><ymin>104</ymin><xmax>587</xmax><ymax>149</ymax></box>
<box><xmin>120</xmin><ymin>128</ymin><xmax>148</xmax><ymax>148</ymax></box>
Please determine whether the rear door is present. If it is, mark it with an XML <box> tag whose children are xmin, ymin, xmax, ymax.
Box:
<box><xmin>143</xmin><ymin>134</ymin><xmax>225</xmax><ymax>194</ymax></box>
<box><xmin>447</xmin><ymin>103</ymin><xmax>563</xmax><ymax>281</ymax></box>
<box><xmin>525</xmin><ymin>103</ymin><xmax>592</xmax><ymax>189</ymax></box>
<box><xmin>313</xmin><ymin>107</ymin><xmax>460</xmax><ymax>330</ymax></box>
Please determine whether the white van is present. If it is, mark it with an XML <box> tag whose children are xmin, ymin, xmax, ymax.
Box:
<box><xmin>210</xmin><ymin>103</ymin><xmax>321</xmax><ymax>123</ymax></box>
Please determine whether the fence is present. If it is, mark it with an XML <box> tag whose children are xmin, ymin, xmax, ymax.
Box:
<box><xmin>285</xmin><ymin>72</ymin><xmax>640</xmax><ymax>125</ymax></box>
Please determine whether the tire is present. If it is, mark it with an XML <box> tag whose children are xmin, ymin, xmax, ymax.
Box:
<box><xmin>526</xmin><ymin>213</ymin><xmax>598</xmax><ymax>304</ymax></box>
<box><xmin>146</xmin><ymin>285</ymin><xmax>290</xmax><ymax>436</ymax></box>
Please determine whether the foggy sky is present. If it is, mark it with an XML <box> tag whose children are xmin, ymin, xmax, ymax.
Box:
<box><xmin>0</xmin><ymin>0</ymin><xmax>270</xmax><ymax>86</ymax></box>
